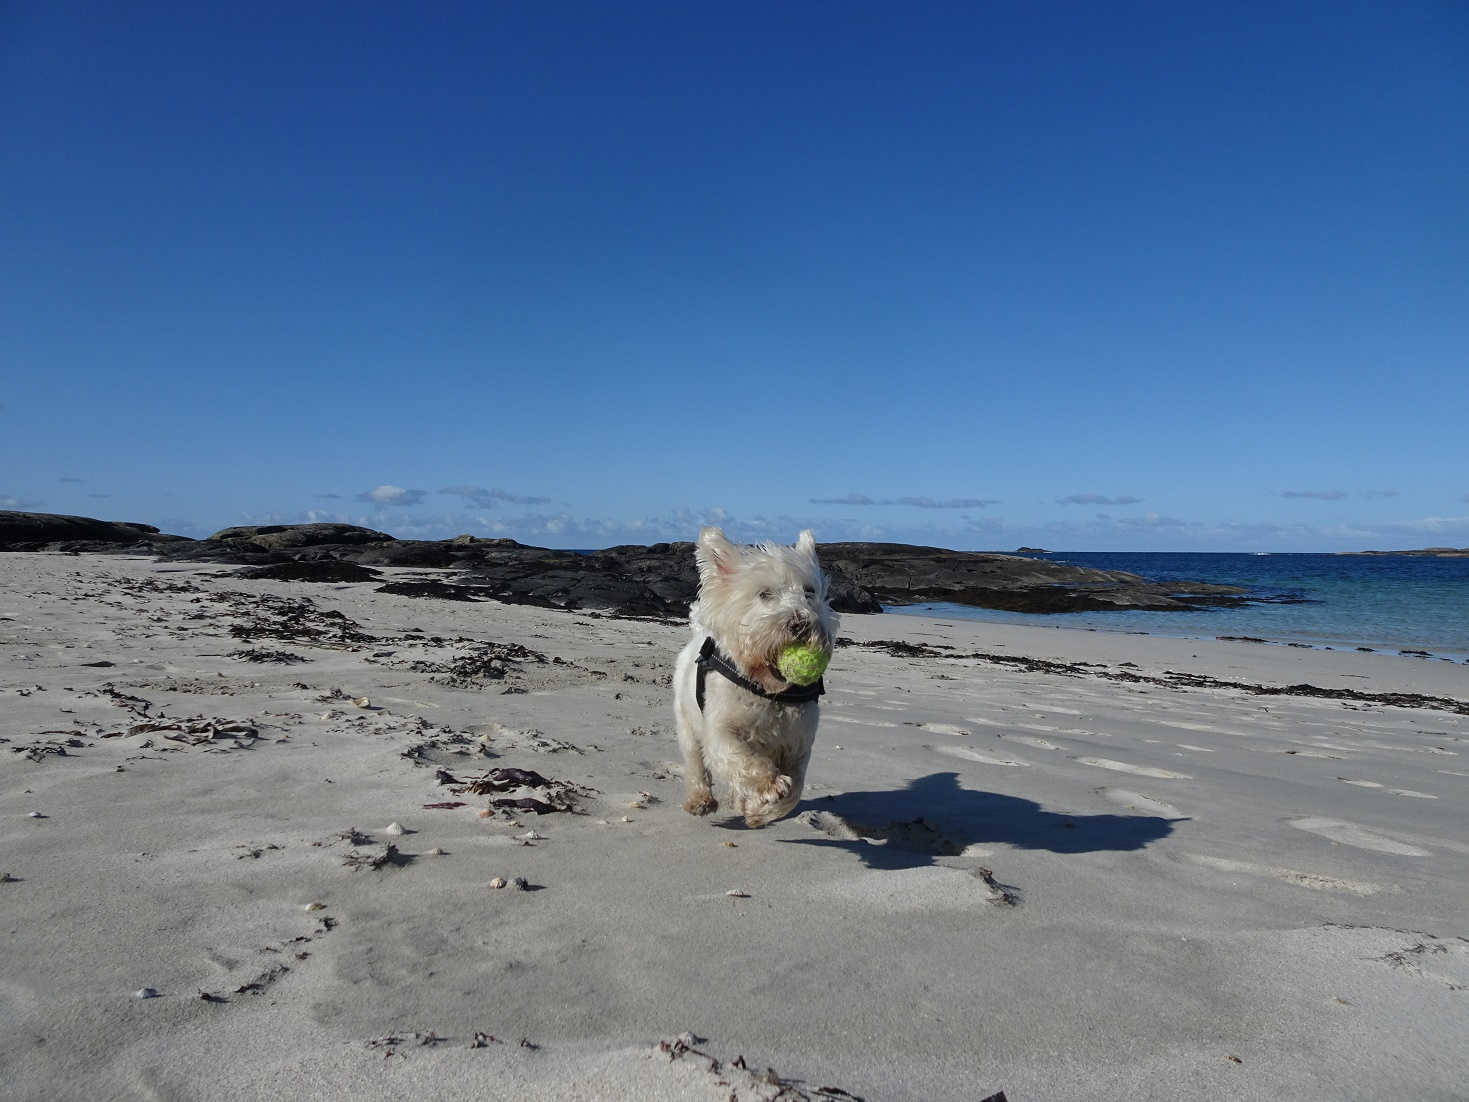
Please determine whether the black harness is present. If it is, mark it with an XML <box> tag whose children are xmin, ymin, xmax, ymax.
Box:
<box><xmin>694</xmin><ymin>636</ymin><xmax>825</xmax><ymax>713</ymax></box>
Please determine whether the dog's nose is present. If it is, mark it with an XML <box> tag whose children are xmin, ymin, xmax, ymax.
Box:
<box><xmin>788</xmin><ymin>612</ymin><xmax>812</xmax><ymax>636</ymax></box>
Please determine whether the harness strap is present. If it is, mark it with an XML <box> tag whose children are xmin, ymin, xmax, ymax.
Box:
<box><xmin>695</xmin><ymin>636</ymin><xmax>825</xmax><ymax>713</ymax></box>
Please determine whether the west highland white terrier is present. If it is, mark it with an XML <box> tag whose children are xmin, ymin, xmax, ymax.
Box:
<box><xmin>673</xmin><ymin>527</ymin><xmax>838</xmax><ymax>827</ymax></box>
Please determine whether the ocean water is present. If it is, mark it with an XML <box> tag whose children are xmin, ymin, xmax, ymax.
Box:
<box><xmin>886</xmin><ymin>552</ymin><xmax>1469</xmax><ymax>662</ymax></box>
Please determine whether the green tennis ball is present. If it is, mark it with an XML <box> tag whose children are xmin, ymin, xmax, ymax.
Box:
<box><xmin>777</xmin><ymin>643</ymin><xmax>829</xmax><ymax>686</ymax></box>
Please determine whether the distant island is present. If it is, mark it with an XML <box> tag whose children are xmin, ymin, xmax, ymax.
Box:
<box><xmin>1013</xmin><ymin>546</ymin><xmax>1050</xmax><ymax>554</ymax></box>
<box><xmin>1340</xmin><ymin>548</ymin><xmax>1469</xmax><ymax>557</ymax></box>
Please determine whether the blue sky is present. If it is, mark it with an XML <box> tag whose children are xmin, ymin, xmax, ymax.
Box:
<box><xmin>3</xmin><ymin>2</ymin><xmax>1465</xmax><ymax>551</ymax></box>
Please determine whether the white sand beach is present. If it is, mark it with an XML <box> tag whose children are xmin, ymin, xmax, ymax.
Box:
<box><xmin>2</xmin><ymin>553</ymin><xmax>1466</xmax><ymax>1101</ymax></box>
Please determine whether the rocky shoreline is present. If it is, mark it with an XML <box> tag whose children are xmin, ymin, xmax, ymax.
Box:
<box><xmin>1341</xmin><ymin>547</ymin><xmax>1469</xmax><ymax>557</ymax></box>
<box><xmin>1</xmin><ymin>511</ymin><xmax>1258</xmax><ymax>619</ymax></box>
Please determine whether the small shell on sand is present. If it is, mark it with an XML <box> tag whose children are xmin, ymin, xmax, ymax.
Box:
<box><xmin>303</xmin><ymin>902</ymin><xmax>326</xmax><ymax>912</ymax></box>
<box><xmin>381</xmin><ymin>822</ymin><xmax>407</xmax><ymax>836</ymax></box>
<box><xmin>135</xmin><ymin>987</ymin><xmax>159</xmax><ymax>999</ymax></box>
<box><xmin>725</xmin><ymin>889</ymin><xmax>750</xmax><ymax>898</ymax></box>
<box><xmin>27</xmin><ymin>811</ymin><xmax>44</xmax><ymax>818</ymax></box>
<box><xmin>427</xmin><ymin>847</ymin><xmax>447</xmax><ymax>856</ymax></box>
<box><xmin>488</xmin><ymin>877</ymin><xmax>508</xmax><ymax>889</ymax></box>
<box><xmin>354</xmin><ymin>697</ymin><xmax>371</xmax><ymax>708</ymax></box>
<box><xmin>517</xmin><ymin>829</ymin><xmax>544</xmax><ymax>841</ymax></box>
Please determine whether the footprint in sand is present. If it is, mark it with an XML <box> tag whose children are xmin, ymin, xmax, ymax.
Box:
<box><xmin>825</xmin><ymin>714</ymin><xmax>901</xmax><ymax>729</ymax></box>
<box><xmin>1075</xmin><ymin>757</ymin><xmax>1191</xmax><ymax>780</ymax></box>
<box><xmin>927</xmin><ymin>744</ymin><xmax>1028</xmax><ymax>767</ymax></box>
<box><xmin>1097</xmin><ymin>787</ymin><xmax>1185</xmax><ymax>819</ymax></box>
<box><xmin>1005</xmin><ymin>734</ymin><xmax>1061</xmax><ymax>751</ymax></box>
<box><xmin>919</xmin><ymin>722</ymin><xmax>970</xmax><ymax>737</ymax></box>
<box><xmin>1338</xmin><ymin>779</ymin><xmax>1438</xmax><ymax>799</ymax></box>
<box><xmin>1288</xmin><ymin>817</ymin><xmax>1431</xmax><ymax>856</ymax></box>
<box><xmin>1183</xmin><ymin>854</ymin><xmax>1389</xmax><ymax>896</ymax></box>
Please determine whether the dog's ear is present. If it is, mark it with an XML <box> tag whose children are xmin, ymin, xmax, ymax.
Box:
<box><xmin>795</xmin><ymin>530</ymin><xmax>817</xmax><ymax>556</ymax></box>
<box><xmin>696</xmin><ymin>526</ymin><xmax>738</xmax><ymax>582</ymax></box>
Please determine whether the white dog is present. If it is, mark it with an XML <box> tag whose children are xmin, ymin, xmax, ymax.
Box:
<box><xmin>673</xmin><ymin>527</ymin><xmax>838</xmax><ymax>827</ymax></box>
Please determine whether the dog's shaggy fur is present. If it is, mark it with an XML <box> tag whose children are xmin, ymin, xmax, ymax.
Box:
<box><xmin>673</xmin><ymin>527</ymin><xmax>838</xmax><ymax>827</ymax></box>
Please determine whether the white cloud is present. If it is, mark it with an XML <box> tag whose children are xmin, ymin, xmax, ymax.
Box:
<box><xmin>810</xmin><ymin>493</ymin><xmax>998</xmax><ymax>508</ymax></box>
<box><xmin>357</xmin><ymin>484</ymin><xmax>428</xmax><ymax>507</ymax></box>
<box><xmin>1057</xmin><ymin>494</ymin><xmax>1142</xmax><ymax>506</ymax></box>
<box><xmin>439</xmin><ymin>485</ymin><xmax>552</xmax><ymax>507</ymax></box>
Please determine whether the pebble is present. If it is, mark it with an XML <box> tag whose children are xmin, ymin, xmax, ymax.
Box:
<box><xmin>487</xmin><ymin>877</ymin><xmax>508</xmax><ymax>889</ymax></box>
<box><xmin>381</xmin><ymin>822</ymin><xmax>407</xmax><ymax>836</ymax></box>
<box><xmin>516</xmin><ymin>830</ymin><xmax>544</xmax><ymax>841</ymax></box>
<box><xmin>354</xmin><ymin>697</ymin><xmax>371</xmax><ymax>708</ymax></box>
<box><xmin>135</xmin><ymin>987</ymin><xmax>159</xmax><ymax>999</ymax></box>
<box><xmin>725</xmin><ymin>889</ymin><xmax>750</xmax><ymax>898</ymax></box>
<box><xmin>303</xmin><ymin>902</ymin><xmax>326</xmax><ymax>912</ymax></box>
<box><xmin>510</xmin><ymin>877</ymin><xmax>530</xmax><ymax>891</ymax></box>
<box><xmin>27</xmin><ymin>811</ymin><xmax>45</xmax><ymax>819</ymax></box>
<box><xmin>427</xmin><ymin>847</ymin><xmax>447</xmax><ymax>856</ymax></box>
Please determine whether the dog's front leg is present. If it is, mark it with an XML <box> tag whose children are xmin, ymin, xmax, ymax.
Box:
<box><xmin>740</xmin><ymin>739</ymin><xmax>813</xmax><ymax>827</ymax></box>
<box><xmin>675</xmin><ymin>702</ymin><xmax>718</xmax><ymax>816</ymax></box>
<box><xmin>713</xmin><ymin>730</ymin><xmax>793</xmax><ymax>828</ymax></box>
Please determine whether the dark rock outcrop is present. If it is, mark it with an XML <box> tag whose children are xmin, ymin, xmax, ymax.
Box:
<box><xmin>235</xmin><ymin>561</ymin><xmax>383</xmax><ymax>583</ymax></box>
<box><xmin>817</xmin><ymin>543</ymin><xmax>1249</xmax><ymax>613</ymax></box>
<box><xmin>0</xmin><ymin>511</ymin><xmax>189</xmax><ymax>549</ymax></box>
<box><xmin>207</xmin><ymin>523</ymin><xmax>395</xmax><ymax>549</ymax></box>
<box><xmin>3</xmin><ymin>516</ymin><xmax>1257</xmax><ymax>617</ymax></box>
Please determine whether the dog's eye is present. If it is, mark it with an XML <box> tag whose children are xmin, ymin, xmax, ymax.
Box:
<box><xmin>759</xmin><ymin>590</ymin><xmax>773</xmax><ymax>601</ymax></box>
<box><xmin>803</xmin><ymin>586</ymin><xmax>815</xmax><ymax>597</ymax></box>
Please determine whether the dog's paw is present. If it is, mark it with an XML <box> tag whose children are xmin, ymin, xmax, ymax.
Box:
<box><xmin>762</xmin><ymin>773</ymin><xmax>793</xmax><ymax>802</ymax></box>
<box><xmin>740</xmin><ymin>774</ymin><xmax>795</xmax><ymax>827</ymax></box>
<box><xmin>683</xmin><ymin>788</ymin><xmax>718</xmax><ymax>816</ymax></box>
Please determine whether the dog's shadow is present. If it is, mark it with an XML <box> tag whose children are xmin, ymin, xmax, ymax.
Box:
<box><xmin>774</xmin><ymin>771</ymin><xmax>1182</xmax><ymax>870</ymax></box>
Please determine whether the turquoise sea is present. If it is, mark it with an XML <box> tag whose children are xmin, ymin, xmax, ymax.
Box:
<box><xmin>887</xmin><ymin>552</ymin><xmax>1469</xmax><ymax>663</ymax></box>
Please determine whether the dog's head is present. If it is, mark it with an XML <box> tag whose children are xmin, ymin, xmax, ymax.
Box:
<box><xmin>693</xmin><ymin>527</ymin><xmax>838</xmax><ymax>680</ymax></box>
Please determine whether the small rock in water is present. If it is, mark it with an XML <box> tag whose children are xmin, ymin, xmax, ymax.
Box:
<box><xmin>135</xmin><ymin>987</ymin><xmax>159</xmax><ymax>999</ymax></box>
<box><xmin>487</xmin><ymin>877</ymin><xmax>508</xmax><ymax>889</ymax></box>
